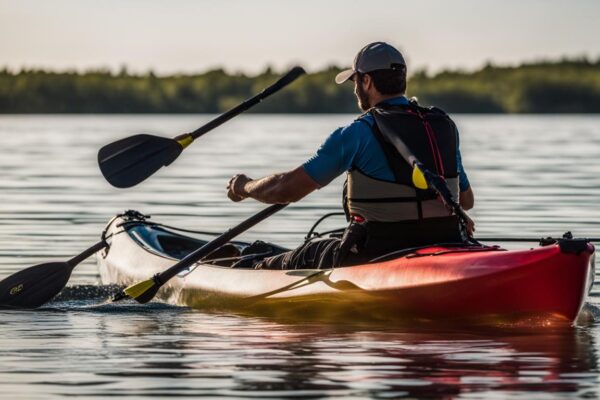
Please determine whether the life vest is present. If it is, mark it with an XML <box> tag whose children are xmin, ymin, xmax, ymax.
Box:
<box><xmin>344</xmin><ymin>101</ymin><xmax>460</xmax><ymax>222</ymax></box>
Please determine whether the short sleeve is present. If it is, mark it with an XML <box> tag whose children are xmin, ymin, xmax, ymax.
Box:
<box><xmin>303</xmin><ymin>121</ymin><xmax>367</xmax><ymax>186</ymax></box>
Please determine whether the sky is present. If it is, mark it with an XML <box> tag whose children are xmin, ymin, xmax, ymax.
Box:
<box><xmin>1</xmin><ymin>0</ymin><xmax>600</xmax><ymax>75</ymax></box>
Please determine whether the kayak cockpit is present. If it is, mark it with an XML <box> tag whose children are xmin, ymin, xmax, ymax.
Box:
<box><xmin>121</xmin><ymin>221</ymin><xmax>289</xmax><ymax>268</ymax></box>
<box><xmin>117</xmin><ymin>218</ymin><xmax>500</xmax><ymax>270</ymax></box>
<box><xmin>122</xmin><ymin>223</ymin><xmax>208</xmax><ymax>260</ymax></box>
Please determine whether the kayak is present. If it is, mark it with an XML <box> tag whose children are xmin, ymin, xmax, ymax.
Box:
<box><xmin>97</xmin><ymin>211</ymin><xmax>595</xmax><ymax>323</ymax></box>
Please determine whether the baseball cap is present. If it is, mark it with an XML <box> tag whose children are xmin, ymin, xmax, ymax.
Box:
<box><xmin>335</xmin><ymin>42</ymin><xmax>406</xmax><ymax>84</ymax></box>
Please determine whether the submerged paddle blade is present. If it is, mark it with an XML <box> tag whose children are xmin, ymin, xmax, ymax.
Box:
<box><xmin>98</xmin><ymin>134</ymin><xmax>183</xmax><ymax>188</ymax></box>
<box><xmin>119</xmin><ymin>276</ymin><xmax>161</xmax><ymax>304</ymax></box>
<box><xmin>0</xmin><ymin>262</ymin><xmax>72</xmax><ymax>309</ymax></box>
<box><xmin>412</xmin><ymin>164</ymin><xmax>429</xmax><ymax>190</ymax></box>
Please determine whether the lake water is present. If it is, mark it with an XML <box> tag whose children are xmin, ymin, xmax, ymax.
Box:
<box><xmin>1</xmin><ymin>114</ymin><xmax>600</xmax><ymax>399</ymax></box>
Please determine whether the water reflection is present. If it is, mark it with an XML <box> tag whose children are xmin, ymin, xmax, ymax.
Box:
<box><xmin>0</xmin><ymin>294</ymin><xmax>598</xmax><ymax>398</ymax></box>
<box><xmin>190</xmin><ymin>321</ymin><xmax>600</xmax><ymax>398</ymax></box>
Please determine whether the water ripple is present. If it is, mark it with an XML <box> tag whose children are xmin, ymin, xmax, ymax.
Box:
<box><xmin>1</xmin><ymin>115</ymin><xmax>600</xmax><ymax>399</ymax></box>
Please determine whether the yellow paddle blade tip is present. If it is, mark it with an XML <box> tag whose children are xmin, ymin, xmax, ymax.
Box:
<box><xmin>412</xmin><ymin>165</ymin><xmax>429</xmax><ymax>190</ymax></box>
<box><xmin>176</xmin><ymin>135</ymin><xmax>194</xmax><ymax>149</ymax></box>
<box><xmin>123</xmin><ymin>279</ymin><xmax>156</xmax><ymax>300</ymax></box>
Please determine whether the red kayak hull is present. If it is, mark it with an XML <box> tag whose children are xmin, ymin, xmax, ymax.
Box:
<box><xmin>365</xmin><ymin>245</ymin><xmax>593</xmax><ymax>321</ymax></box>
<box><xmin>98</xmin><ymin>216</ymin><xmax>595</xmax><ymax>324</ymax></box>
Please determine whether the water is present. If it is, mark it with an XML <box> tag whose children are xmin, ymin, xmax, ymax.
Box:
<box><xmin>1</xmin><ymin>114</ymin><xmax>600</xmax><ymax>399</ymax></box>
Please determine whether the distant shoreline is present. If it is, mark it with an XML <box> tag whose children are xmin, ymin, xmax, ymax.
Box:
<box><xmin>2</xmin><ymin>57</ymin><xmax>600</xmax><ymax>114</ymax></box>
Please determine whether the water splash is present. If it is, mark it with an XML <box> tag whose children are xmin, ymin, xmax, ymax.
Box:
<box><xmin>42</xmin><ymin>284</ymin><xmax>189</xmax><ymax>313</ymax></box>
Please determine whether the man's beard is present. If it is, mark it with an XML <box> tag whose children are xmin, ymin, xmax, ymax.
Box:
<box><xmin>356</xmin><ymin>83</ymin><xmax>371</xmax><ymax>111</ymax></box>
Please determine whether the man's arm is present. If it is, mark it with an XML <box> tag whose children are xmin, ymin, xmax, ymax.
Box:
<box><xmin>227</xmin><ymin>166</ymin><xmax>320</xmax><ymax>204</ymax></box>
<box><xmin>460</xmin><ymin>187</ymin><xmax>474</xmax><ymax>210</ymax></box>
<box><xmin>227</xmin><ymin>123</ymin><xmax>360</xmax><ymax>204</ymax></box>
<box><xmin>454</xmin><ymin>126</ymin><xmax>474</xmax><ymax>211</ymax></box>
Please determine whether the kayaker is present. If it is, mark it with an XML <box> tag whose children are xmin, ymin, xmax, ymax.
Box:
<box><xmin>227</xmin><ymin>42</ymin><xmax>475</xmax><ymax>269</ymax></box>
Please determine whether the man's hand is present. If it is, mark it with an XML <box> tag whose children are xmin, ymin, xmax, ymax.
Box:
<box><xmin>463</xmin><ymin>212</ymin><xmax>476</xmax><ymax>237</ymax></box>
<box><xmin>227</xmin><ymin>174</ymin><xmax>252</xmax><ymax>202</ymax></box>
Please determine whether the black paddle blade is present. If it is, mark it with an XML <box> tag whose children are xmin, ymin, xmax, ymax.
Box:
<box><xmin>0</xmin><ymin>262</ymin><xmax>72</xmax><ymax>309</ymax></box>
<box><xmin>98</xmin><ymin>134</ymin><xmax>183</xmax><ymax>188</ymax></box>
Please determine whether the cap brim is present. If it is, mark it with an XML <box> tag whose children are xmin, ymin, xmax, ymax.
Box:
<box><xmin>335</xmin><ymin>69</ymin><xmax>355</xmax><ymax>84</ymax></box>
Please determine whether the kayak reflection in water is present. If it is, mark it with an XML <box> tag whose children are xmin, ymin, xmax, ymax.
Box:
<box><xmin>227</xmin><ymin>42</ymin><xmax>475</xmax><ymax>270</ymax></box>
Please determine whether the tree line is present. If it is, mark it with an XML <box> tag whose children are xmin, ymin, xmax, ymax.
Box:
<box><xmin>1</xmin><ymin>58</ymin><xmax>600</xmax><ymax>113</ymax></box>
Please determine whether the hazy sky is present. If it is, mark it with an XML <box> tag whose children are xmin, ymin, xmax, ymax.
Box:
<box><xmin>1</xmin><ymin>0</ymin><xmax>600</xmax><ymax>75</ymax></box>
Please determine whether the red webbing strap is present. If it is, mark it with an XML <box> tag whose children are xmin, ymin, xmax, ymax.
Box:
<box><xmin>403</xmin><ymin>107</ymin><xmax>445</xmax><ymax>176</ymax></box>
<box><xmin>408</xmin><ymin>107</ymin><xmax>449</xmax><ymax>212</ymax></box>
<box><xmin>418</xmin><ymin>110</ymin><xmax>445</xmax><ymax>176</ymax></box>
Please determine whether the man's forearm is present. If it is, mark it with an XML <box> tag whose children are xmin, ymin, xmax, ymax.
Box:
<box><xmin>242</xmin><ymin>173</ymin><xmax>291</xmax><ymax>204</ymax></box>
<box><xmin>229</xmin><ymin>167</ymin><xmax>320</xmax><ymax>204</ymax></box>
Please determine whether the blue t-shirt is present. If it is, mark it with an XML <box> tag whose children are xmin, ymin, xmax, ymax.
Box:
<box><xmin>303</xmin><ymin>96</ymin><xmax>470</xmax><ymax>191</ymax></box>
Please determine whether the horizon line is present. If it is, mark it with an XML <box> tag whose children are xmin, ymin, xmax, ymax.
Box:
<box><xmin>2</xmin><ymin>53</ymin><xmax>599</xmax><ymax>78</ymax></box>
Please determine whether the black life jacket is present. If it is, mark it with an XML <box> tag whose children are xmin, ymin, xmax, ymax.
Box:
<box><xmin>344</xmin><ymin>100</ymin><xmax>460</xmax><ymax>222</ymax></box>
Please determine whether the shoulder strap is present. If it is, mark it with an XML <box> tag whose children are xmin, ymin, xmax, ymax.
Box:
<box><xmin>368</xmin><ymin>116</ymin><xmax>405</xmax><ymax>184</ymax></box>
<box><xmin>376</xmin><ymin>99</ymin><xmax>451</xmax><ymax>118</ymax></box>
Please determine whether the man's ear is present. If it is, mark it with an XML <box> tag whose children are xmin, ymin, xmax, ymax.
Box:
<box><xmin>362</xmin><ymin>73</ymin><xmax>372</xmax><ymax>90</ymax></box>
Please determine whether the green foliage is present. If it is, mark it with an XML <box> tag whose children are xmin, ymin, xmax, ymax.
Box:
<box><xmin>1</xmin><ymin>58</ymin><xmax>600</xmax><ymax>113</ymax></box>
<box><xmin>410</xmin><ymin>58</ymin><xmax>600</xmax><ymax>113</ymax></box>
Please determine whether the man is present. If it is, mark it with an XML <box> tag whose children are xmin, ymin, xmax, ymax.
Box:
<box><xmin>227</xmin><ymin>42</ymin><xmax>474</xmax><ymax>269</ymax></box>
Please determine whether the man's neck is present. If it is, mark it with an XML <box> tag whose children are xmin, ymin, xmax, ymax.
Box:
<box><xmin>369</xmin><ymin>92</ymin><xmax>405</xmax><ymax>107</ymax></box>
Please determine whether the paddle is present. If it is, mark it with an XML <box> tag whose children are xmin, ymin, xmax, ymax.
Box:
<box><xmin>112</xmin><ymin>203</ymin><xmax>287</xmax><ymax>303</ymax></box>
<box><xmin>411</xmin><ymin>160</ymin><xmax>472</xmax><ymax>225</ymax></box>
<box><xmin>0</xmin><ymin>240</ymin><xmax>107</xmax><ymax>309</ymax></box>
<box><xmin>98</xmin><ymin>66</ymin><xmax>306</xmax><ymax>188</ymax></box>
